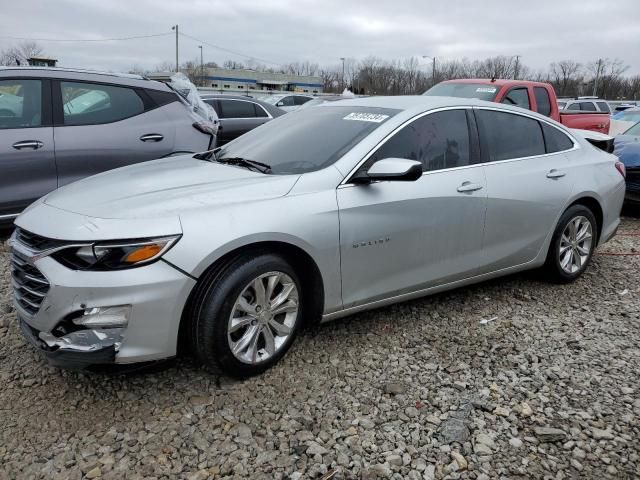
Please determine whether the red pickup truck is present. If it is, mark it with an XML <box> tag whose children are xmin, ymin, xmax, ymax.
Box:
<box><xmin>424</xmin><ymin>79</ymin><xmax>610</xmax><ymax>134</ymax></box>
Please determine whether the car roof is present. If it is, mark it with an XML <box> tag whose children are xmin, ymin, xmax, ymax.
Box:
<box><xmin>0</xmin><ymin>67</ymin><xmax>170</xmax><ymax>91</ymax></box>
<box><xmin>440</xmin><ymin>78</ymin><xmax>551</xmax><ymax>88</ymax></box>
<box><xmin>199</xmin><ymin>94</ymin><xmax>286</xmax><ymax>116</ymax></box>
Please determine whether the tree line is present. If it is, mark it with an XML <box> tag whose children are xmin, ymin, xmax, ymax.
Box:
<box><xmin>2</xmin><ymin>41</ymin><xmax>639</xmax><ymax>100</ymax></box>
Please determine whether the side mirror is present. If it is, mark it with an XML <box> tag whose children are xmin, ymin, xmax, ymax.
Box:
<box><xmin>276</xmin><ymin>101</ymin><xmax>284</xmax><ymax>107</ymax></box>
<box><xmin>352</xmin><ymin>158</ymin><xmax>423</xmax><ymax>184</ymax></box>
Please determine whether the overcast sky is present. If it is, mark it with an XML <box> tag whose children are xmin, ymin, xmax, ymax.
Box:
<box><xmin>1</xmin><ymin>0</ymin><xmax>639</xmax><ymax>75</ymax></box>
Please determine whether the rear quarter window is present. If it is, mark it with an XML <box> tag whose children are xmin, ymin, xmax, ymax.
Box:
<box><xmin>542</xmin><ymin>123</ymin><xmax>574</xmax><ymax>153</ymax></box>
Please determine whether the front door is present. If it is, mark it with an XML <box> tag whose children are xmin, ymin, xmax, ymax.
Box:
<box><xmin>337</xmin><ymin>108</ymin><xmax>487</xmax><ymax>308</ymax></box>
<box><xmin>0</xmin><ymin>78</ymin><xmax>57</xmax><ymax>219</ymax></box>
<box><xmin>216</xmin><ymin>99</ymin><xmax>270</xmax><ymax>145</ymax></box>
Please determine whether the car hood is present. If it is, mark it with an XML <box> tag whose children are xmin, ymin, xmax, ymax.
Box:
<box><xmin>43</xmin><ymin>155</ymin><xmax>300</xmax><ymax>219</ymax></box>
<box><xmin>614</xmin><ymin>135</ymin><xmax>640</xmax><ymax>168</ymax></box>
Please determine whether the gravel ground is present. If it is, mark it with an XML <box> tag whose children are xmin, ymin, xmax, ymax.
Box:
<box><xmin>1</xmin><ymin>216</ymin><xmax>639</xmax><ymax>480</ymax></box>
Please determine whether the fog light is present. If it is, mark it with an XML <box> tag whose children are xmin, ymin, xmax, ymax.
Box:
<box><xmin>72</xmin><ymin>305</ymin><xmax>131</xmax><ymax>329</ymax></box>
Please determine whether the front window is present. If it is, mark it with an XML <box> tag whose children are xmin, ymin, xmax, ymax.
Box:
<box><xmin>424</xmin><ymin>82</ymin><xmax>499</xmax><ymax>101</ymax></box>
<box><xmin>215</xmin><ymin>106</ymin><xmax>399</xmax><ymax>174</ymax></box>
<box><xmin>262</xmin><ymin>95</ymin><xmax>286</xmax><ymax>105</ymax></box>
<box><xmin>501</xmin><ymin>87</ymin><xmax>530</xmax><ymax>110</ymax></box>
<box><xmin>0</xmin><ymin>79</ymin><xmax>42</xmax><ymax>129</ymax></box>
<box><xmin>61</xmin><ymin>82</ymin><xmax>144</xmax><ymax>125</ymax></box>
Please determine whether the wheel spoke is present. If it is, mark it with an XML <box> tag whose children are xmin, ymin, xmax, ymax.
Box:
<box><xmin>576</xmin><ymin>244</ymin><xmax>590</xmax><ymax>256</ymax></box>
<box><xmin>560</xmin><ymin>249</ymin><xmax>573</xmax><ymax>270</ymax></box>
<box><xmin>271</xmin><ymin>283</ymin><xmax>295</xmax><ymax>309</ymax></box>
<box><xmin>265</xmin><ymin>273</ymin><xmax>281</xmax><ymax>302</ymax></box>
<box><xmin>568</xmin><ymin>219</ymin><xmax>577</xmax><ymax>240</ymax></box>
<box><xmin>271</xmin><ymin>299</ymin><xmax>298</xmax><ymax>316</ymax></box>
<box><xmin>229</xmin><ymin>316</ymin><xmax>254</xmax><ymax>334</ymax></box>
<box><xmin>237</xmin><ymin>296</ymin><xmax>256</xmax><ymax>315</ymax></box>
<box><xmin>576</xmin><ymin>223</ymin><xmax>591</xmax><ymax>242</ymax></box>
<box><xmin>262</xmin><ymin>326</ymin><xmax>276</xmax><ymax>355</ymax></box>
<box><xmin>232</xmin><ymin>325</ymin><xmax>259</xmax><ymax>356</ymax></box>
<box><xmin>572</xmin><ymin>247</ymin><xmax>582</xmax><ymax>269</ymax></box>
<box><xmin>253</xmin><ymin>277</ymin><xmax>267</xmax><ymax>307</ymax></box>
<box><xmin>268</xmin><ymin>318</ymin><xmax>292</xmax><ymax>336</ymax></box>
<box><xmin>248</xmin><ymin>327</ymin><xmax>261</xmax><ymax>362</ymax></box>
<box><xmin>560</xmin><ymin>243</ymin><xmax>572</xmax><ymax>255</ymax></box>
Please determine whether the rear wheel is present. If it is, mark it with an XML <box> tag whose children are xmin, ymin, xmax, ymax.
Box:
<box><xmin>542</xmin><ymin>205</ymin><xmax>597</xmax><ymax>283</ymax></box>
<box><xmin>190</xmin><ymin>253</ymin><xmax>303</xmax><ymax>378</ymax></box>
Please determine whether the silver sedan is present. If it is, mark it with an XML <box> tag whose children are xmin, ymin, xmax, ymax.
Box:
<box><xmin>11</xmin><ymin>96</ymin><xmax>625</xmax><ymax>377</ymax></box>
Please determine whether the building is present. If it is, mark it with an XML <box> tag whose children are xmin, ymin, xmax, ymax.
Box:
<box><xmin>204</xmin><ymin>68</ymin><xmax>323</xmax><ymax>94</ymax></box>
<box><xmin>27</xmin><ymin>57</ymin><xmax>58</xmax><ymax>67</ymax></box>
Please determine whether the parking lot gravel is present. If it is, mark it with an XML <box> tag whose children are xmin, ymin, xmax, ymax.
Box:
<box><xmin>1</xmin><ymin>216</ymin><xmax>639</xmax><ymax>480</ymax></box>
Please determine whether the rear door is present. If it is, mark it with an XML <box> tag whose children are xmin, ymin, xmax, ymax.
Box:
<box><xmin>0</xmin><ymin>78</ymin><xmax>57</xmax><ymax>219</ymax></box>
<box><xmin>216</xmin><ymin>99</ymin><xmax>270</xmax><ymax>145</ymax></box>
<box><xmin>52</xmin><ymin>80</ymin><xmax>176</xmax><ymax>187</ymax></box>
<box><xmin>476</xmin><ymin>108</ymin><xmax>574</xmax><ymax>272</ymax></box>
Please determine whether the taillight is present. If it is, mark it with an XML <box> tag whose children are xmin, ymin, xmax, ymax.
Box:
<box><xmin>615</xmin><ymin>161</ymin><xmax>626</xmax><ymax>178</ymax></box>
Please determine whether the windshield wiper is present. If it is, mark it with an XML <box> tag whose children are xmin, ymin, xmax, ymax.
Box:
<box><xmin>216</xmin><ymin>157</ymin><xmax>272</xmax><ymax>174</ymax></box>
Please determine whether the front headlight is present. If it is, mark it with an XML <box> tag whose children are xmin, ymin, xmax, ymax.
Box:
<box><xmin>53</xmin><ymin>235</ymin><xmax>180</xmax><ymax>271</ymax></box>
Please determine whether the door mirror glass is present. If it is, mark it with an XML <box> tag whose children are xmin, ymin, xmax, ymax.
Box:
<box><xmin>276</xmin><ymin>101</ymin><xmax>284</xmax><ymax>107</ymax></box>
<box><xmin>353</xmin><ymin>158</ymin><xmax>422</xmax><ymax>184</ymax></box>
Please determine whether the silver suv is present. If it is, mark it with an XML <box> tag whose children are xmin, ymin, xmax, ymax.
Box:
<box><xmin>0</xmin><ymin>67</ymin><xmax>216</xmax><ymax>225</ymax></box>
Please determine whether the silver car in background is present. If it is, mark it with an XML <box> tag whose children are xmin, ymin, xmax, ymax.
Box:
<box><xmin>0</xmin><ymin>67</ymin><xmax>216</xmax><ymax>225</ymax></box>
<box><xmin>11</xmin><ymin>96</ymin><xmax>625</xmax><ymax>377</ymax></box>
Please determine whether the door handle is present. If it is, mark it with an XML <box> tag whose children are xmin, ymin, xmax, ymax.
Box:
<box><xmin>140</xmin><ymin>133</ymin><xmax>164</xmax><ymax>142</ymax></box>
<box><xmin>12</xmin><ymin>140</ymin><xmax>43</xmax><ymax>150</ymax></box>
<box><xmin>457</xmin><ymin>181</ymin><xmax>483</xmax><ymax>193</ymax></box>
<box><xmin>546</xmin><ymin>169</ymin><xmax>566</xmax><ymax>179</ymax></box>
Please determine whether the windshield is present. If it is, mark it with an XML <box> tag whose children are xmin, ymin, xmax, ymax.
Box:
<box><xmin>613</xmin><ymin>110</ymin><xmax>640</xmax><ymax>122</ymax></box>
<box><xmin>623</xmin><ymin>122</ymin><xmax>640</xmax><ymax>136</ymax></box>
<box><xmin>216</xmin><ymin>106</ymin><xmax>398</xmax><ymax>174</ymax></box>
<box><xmin>423</xmin><ymin>82</ymin><xmax>500</xmax><ymax>101</ymax></box>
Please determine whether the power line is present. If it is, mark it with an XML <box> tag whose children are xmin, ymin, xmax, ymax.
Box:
<box><xmin>0</xmin><ymin>33</ymin><xmax>173</xmax><ymax>43</ymax></box>
<box><xmin>178</xmin><ymin>31</ymin><xmax>285</xmax><ymax>66</ymax></box>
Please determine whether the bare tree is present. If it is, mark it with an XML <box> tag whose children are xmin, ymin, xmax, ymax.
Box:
<box><xmin>0</xmin><ymin>41</ymin><xmax>45</xmax><ymax>66</ymax></box>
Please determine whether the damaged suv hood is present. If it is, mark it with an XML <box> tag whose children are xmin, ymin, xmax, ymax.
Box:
<box><xmin>43</xmin><ymin>156</ymin><xmax>300</xmax><ymax>219</ymax></box>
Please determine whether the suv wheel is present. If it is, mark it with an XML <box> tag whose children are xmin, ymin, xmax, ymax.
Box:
<box><xmin>190</xmin><ymin>253</ymin><xmax>303</xmax><ymax>378</ymax></box>
<box><xmin>543</xmin><ymin>205</ymin><xmax>597</xmax><ymax>283</ymax></box>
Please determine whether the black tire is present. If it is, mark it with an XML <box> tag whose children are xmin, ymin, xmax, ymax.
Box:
<box><xmin>189</xmin><ymin>253</ymin><xmax>303</xmax><ymax>378</ymax></box>
<box><xmin>542</xmin><ymin>204</ymin><xmax>598</xmax><ymax>283</ymax></box>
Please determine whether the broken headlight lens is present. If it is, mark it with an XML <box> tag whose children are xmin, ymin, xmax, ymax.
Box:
<box><xmin>53</xmin><ymin>236</ymin><xmax>180</xmax><ymax>270</ymax></box>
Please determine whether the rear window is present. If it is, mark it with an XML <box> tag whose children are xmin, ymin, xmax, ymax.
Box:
<box><xmin>477</xmin><ymin>109</ymin><xmax>545</xmax><ymax>161</ymax></box>
<box><xmin>424</xmin><ymin>83</ymin><xmax>499</xmax><ymax>101</ymax></box>
<box><xmin>215</xmin><ymin>106</ymin><xmax>399</xmax><ymax>174</ymax></box>
<box><xmin>534</xmin><ymin>87</ymin><xmax>552</xmax><ymax>117</ymax></box>
<box><xmin>218</xmin><ymin>99</ymin><xmax>257</xmax><ymax>118</ymax></box>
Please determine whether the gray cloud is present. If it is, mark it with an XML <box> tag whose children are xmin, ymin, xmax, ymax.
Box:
<box><xmin>1</xmin><ymin>0</ymin><xmax>638</xmax><ymax>74</ymax></box>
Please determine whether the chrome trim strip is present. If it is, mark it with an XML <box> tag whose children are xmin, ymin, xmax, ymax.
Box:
<box><xmin>0</xmin><ymin>213</ymin><xmax>19</xmax><ymax>220</ymax></box>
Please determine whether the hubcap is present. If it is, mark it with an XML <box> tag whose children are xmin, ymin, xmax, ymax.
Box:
<box><xmin>227</xmin><ymin>271</ymin><xmax>299</xmax><ymax>364</ymax></box>
<box><xmin>559</xmin><ymin>216</ymin><xmax>593</xmax><ymax>274</ymax></box>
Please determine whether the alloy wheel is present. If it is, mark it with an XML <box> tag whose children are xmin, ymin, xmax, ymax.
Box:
<box><xmin>559</xmin><ymin>215</ymin><xmax>593</xmax><ymax>274</ymax></box>
<box><xmin>227</xmin><ymin>271</ymin><xmax>299</xmax><ymax>364</ymax></box>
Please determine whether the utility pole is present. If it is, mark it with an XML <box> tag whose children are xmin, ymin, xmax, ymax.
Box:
<box><xmin>422</xmin><ymin>56</ymin><xmax>436</xmax><ymax>86</ymax></box>
<box><xmin>593</xmin><ymin>58</ymin><xmax>603</xmax><ymax>97</ymax></box>
<box><xmin>198</xmin><ymin>45</ymin><xmax>204</xmax><ymax>87</ymax></box>
<box><xmin>513</xmin><ymin>55</ymin><xmax>521</xmax><ymax>79</ymax></box>
<box><xmin>340</xmin><ymin>57</ymin><xmax>345</xmax><ymax>91</ymax></box>
<box><xmin>171</xmin><ymin>25</ymin><xmax>179</xmax><ymax>72</ymax></box>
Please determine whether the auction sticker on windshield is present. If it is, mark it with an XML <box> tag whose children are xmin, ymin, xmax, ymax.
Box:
<box><xmin>476</xmin><ymin>87</ymin><xmax>497</xmax><ymax>93</ymax></box>
<box><xmin>343</xmin><ymin>112</ymin><xmax>390</xmax><ymax>123</ymax></box>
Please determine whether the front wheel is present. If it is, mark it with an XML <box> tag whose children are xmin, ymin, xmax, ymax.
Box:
<box><xmin>190</xmin><ymin>253</ymin><xmax>303</xmax><ymax>378</ymax></box>
<box><xmin>542</xmin><ymin>205</ymin><xmax>597</xmax><ymax>283</ymax></box>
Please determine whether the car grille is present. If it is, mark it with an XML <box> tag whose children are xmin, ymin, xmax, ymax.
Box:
<box><xmin>14</xmin><ymin>227</ymin><xmax>65</xmax><ymax>251</ymax></box>
<box><xmin>10</xmin><ymin>250</ymin><xmax>50</xmax><ymax>316</ymax></box>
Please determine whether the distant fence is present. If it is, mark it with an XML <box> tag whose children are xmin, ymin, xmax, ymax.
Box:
<box><xmin>197</xmin><ymin>87</ymin><xmax>335</xmax><ymax>98</ymax></box>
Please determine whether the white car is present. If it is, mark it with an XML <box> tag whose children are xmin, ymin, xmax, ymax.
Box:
<box><xmin>261</xmin><ymin>94</ymin><xmax>314</xmax><ymax>112</ymax></box>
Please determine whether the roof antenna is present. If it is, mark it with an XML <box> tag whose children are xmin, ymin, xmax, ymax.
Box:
<box><xmin>490</xmin><ymin>77</ymin><xmax>496</xmax><ymax>83</ymax></box>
